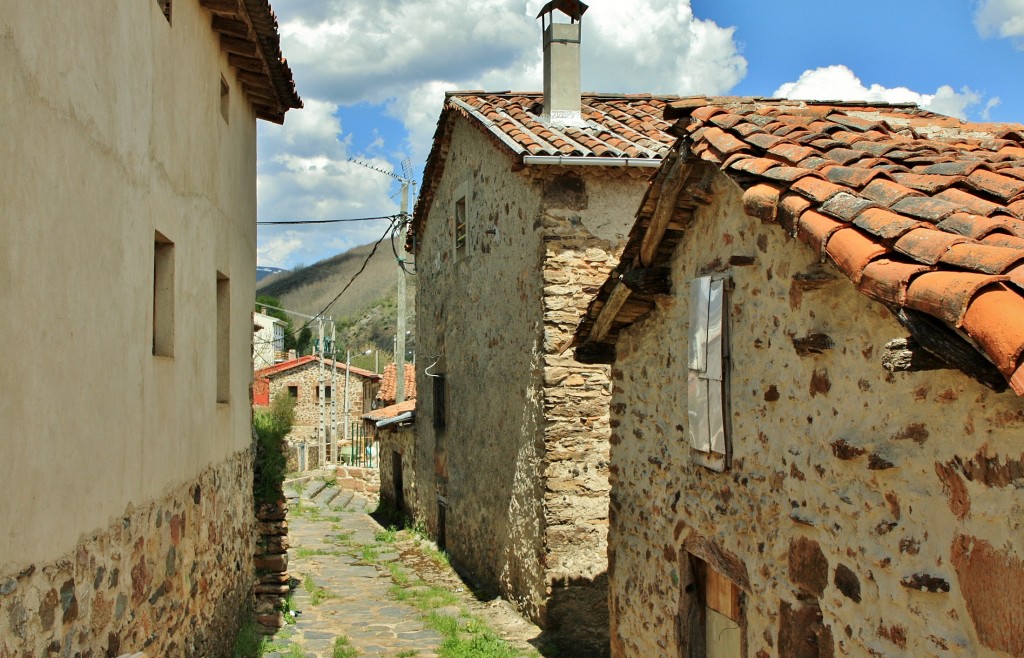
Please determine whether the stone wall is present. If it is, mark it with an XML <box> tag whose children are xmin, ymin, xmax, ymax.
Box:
<box><xmin>606</xmin><ymin>173</ymin><xmax>1024</xmax><ymax>657</ymax></box>
<box><xmin>335</xmin><ymin>466</ymin><xmax>381</xmax><ymax>501</ymax></box>
<box><xmin>377</xmin><ymin>426</ymin><xmax>417</xmax><ymax>516</ymax></box>
<box><xmin>413</xmin><ymin>119</ymin><xmax>653</xmax><ymax>656</ymax></box>
<box><xmin>0</xmin><ymin>449</ymin><xmax>255</xmax><ymax>657</ymax></box>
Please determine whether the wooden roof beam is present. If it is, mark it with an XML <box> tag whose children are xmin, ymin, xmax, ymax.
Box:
<box><xmin>212</xmin><ymin>15</ymin><xmax>250</xmax><ymax>39</ymax></box>
<box><xmin>588</xmin><ymin>279</ymin><xmax>632</xmax><ymax>345</ymax></box>
<box><xmin>640</xmin><ymin>150</ymin><xmax>690</xmax><ymax>267</ymax></box>
<box><xmin>200</xmin><ymin>0</ymin><xmax>240</xmax><ymax>15</ymax></box>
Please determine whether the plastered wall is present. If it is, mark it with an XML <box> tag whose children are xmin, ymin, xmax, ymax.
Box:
<box><xmin>607</xmin><ymin>172</ymin><xmax>1024</xmax><ymax>657</ymax></box>
<box><xmin>1</xmin><ymin>0</ymin><xmax>264</xmax><ymax>649</ymax></box>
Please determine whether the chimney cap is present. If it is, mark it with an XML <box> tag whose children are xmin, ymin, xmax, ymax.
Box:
<box><xmin>536</xmin><ymin>0</ymin><xmax>588</xmax><ymax>21</ymax></box>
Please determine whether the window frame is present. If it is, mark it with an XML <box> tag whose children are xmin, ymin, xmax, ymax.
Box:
<box><xmin>687</xmin><ymin>274</ymin><xmax>732</xmax><ymax>472</ymax></box>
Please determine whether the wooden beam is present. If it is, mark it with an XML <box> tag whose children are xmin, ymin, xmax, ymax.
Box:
<box><xmin>229</xmin><ymin>54</ymin><xmax>265</xmax><ymax>73</ymax></box>
<box><xmin>212</xmin><ymin>15</ymin><xmax>249</xmax><ymax>39</ymax></box>
<box><xmin>640</xmin><ymin>151</ymin><xmax>691</xmax><ymax>267</ymax></box>
<box><xmin>620</xmin><ymin>267</ymin><xmax>672</xmax><ymax>295</ymax></box>
<box><xmin>892</xmin><ymin>308</ymin><xmax>1007</xmax><ymax>392</ymax></box>
<box><xmin>235</xmin><ymin>68</ymin><xmax>270</xmax><ymax>87</ymax></box>
<box><xmin>200</xmin><ymin>0</ymin><xmax>239</xmax><ymax>15</ymax></box>
<box><xmin>589</xmin><ymin>281</ymin><xmax>632</xmax><ymax>345</ymax></box>
<box><xmin>241</xmin><ymin>83</ymin><xmax>280</xmax><ymax>106</ymax></box>
<box><xmin>220</xmin><ymin>35</ymin><xmax>258</xmax><ymax>58</ymax></box>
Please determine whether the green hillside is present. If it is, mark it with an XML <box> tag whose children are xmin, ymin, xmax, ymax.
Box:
<box><xmin>256</xmin><ymin>241</ymin><xmax>416</xmax><ymax>368</ymax></box>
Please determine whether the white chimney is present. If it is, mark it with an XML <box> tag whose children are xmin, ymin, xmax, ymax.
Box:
<box><xmin>537</xmin><ymin>0</ymin><xmax>589</xmax><ymax>127</ymax></box>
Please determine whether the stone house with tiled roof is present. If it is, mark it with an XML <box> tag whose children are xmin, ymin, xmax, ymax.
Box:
<box><xmin>0</xmin><ymin>0</ymin><xmax>299</xmax><ymax>655</ymax></box>
<box><xmin>572</xmin><ymin>97</ymin><xmax>1024</xmax><ymax>658</ymax></box>
<box><xmin>406</xmin><ymin>3</ymin><xmax>675</xmax><ymax>654</ymax></box>
<box><xmin>254</xmin><ymin>356</ymin><xmax>380</xmax><ymax>467</ymax></box>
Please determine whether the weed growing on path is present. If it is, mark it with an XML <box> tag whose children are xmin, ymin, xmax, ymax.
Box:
<box><xmin>332</xmin><ymin>636</ymin><xmax>359</xmax><ymax>658</ymax></box>
<box><xmin>302</xmin><ymin>574</ymin><xmax>335</xmax><ymax>606</ymax></box>
<box><xmin>359</xmin><ymin>544</ymin><xmax>380</xmax><ymax>563</ymax></box>
<box><xmin>231</xmin><ymin>618</ymin><xmax>267</xmax><ymax>657</ymax></box>
<box><xmin>426</xmin><ymin>612</ymin><xmax>526</xmax><ymax>658</ymax></box>
<box><xmin>375</xmin><ymin>526</ymin><xmax>398</xmax><ymax>543</ymax></box>
<box><xmin>295</xmin><ymin>547</ymin><xmax>343</xmax><ymax>558</ymax></box>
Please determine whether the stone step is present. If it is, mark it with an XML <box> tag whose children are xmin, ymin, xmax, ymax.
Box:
<box><xmin>306</xmin><ymin>479</ymin><xmax>330</xmax><ymax>501</ymax></box>
<box><xmin>325</xmin><ymin>487</ymin><xmax>342</xmax><ymax>507</ymax></box>
<box><xmin>315</xmin><ymin>486</ymin><xmax>339</xmax><ymax>509</ymax></box>
<box><xmin>333</xmin><ymin>489</ymin><xmax>355</xmax><ymax>510</ymax></box>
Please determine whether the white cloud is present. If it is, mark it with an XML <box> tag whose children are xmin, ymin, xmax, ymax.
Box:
<box><xmin>257</xmin><ymin>231</ymin><xmax>304</xmax><ymax>269</ymax></box>
<box><xmin>259</xmin><ymin>0</ymin><xmax>745</xmax><ymax>267</ymax></box>
<box><xmin>773</xmin><ymin>65</ymin><xmax>983</xmax><ymax>120</ymax></box>
<box><xmin>974</xmin><ymin>0</ymin><xmax>1024</xmax><ymax>47</ymax></box>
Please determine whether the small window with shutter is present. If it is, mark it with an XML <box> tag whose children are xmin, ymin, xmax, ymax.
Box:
<box><xmin>687</xmin><ymin>276</ymin><xmax>730</xmax><ymax>471</ymax></box>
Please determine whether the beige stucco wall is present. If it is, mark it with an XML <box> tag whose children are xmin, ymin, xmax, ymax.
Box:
<box><xmin>1</xmin><ymin>0</ymin><xmax>257</xmax><ymax>584</ymax></box>
<box><xmin>607</xmin><ymin>172</ymin><xmax>1024</xmax><ymax>657</ymax></box>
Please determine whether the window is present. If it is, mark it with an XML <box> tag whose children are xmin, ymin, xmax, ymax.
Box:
<box><xmin>219</xmin><ymin>75</ymin><xmax>230</xmax><ymax>123</ymax></box>
<box><xmin>153</xmin><ymin>232</ymin><xmax>175</xmax><ymax>357</ymax></box>
<box><xmin>324</xmin><ymin>385</ymin><xmax>332</xmax><ymax>400</ymax></box>
<box><xmin>288</xmin><ymin>385</ymin><xmax>298</xmax><ymax>398</ymax></box>
<box><xmin>432</xmin><ymin>375</ymin><xmax>446</xmax><ymax>430</ymax></box>
<box><xmin>687</xmin><ymin>276</ymin><xmax>730</xmax><ymax>471</ymax></box>
<box><xmin>454</xmin><ymin>197</ymin><xmax>467</xmax><ymax>256</ymax></box>
<box><xmin>216</xmin><ymin>273</ymin><xmax>230</xmax><ymax>403</ymax></box>
<box><xmin>155</xmin><ymin>0</ymin><xmax>171</xmax><ymax>23</ymax></box>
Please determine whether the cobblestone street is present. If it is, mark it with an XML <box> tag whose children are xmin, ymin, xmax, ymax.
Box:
<box><xmin>262</xmin><ymin>477</ymin><xmax>552</xmax><ymax>658</ymax></box>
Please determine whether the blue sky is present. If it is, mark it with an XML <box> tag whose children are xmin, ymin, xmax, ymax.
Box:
<box><xmin>256</xmin><ymin>0</ymin><xmax>1024</xmax><ymax>270</ymax></box>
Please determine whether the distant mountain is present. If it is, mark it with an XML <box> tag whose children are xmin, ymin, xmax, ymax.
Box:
<box><xmin>256</xmin><ymin>266</ymin><xmax>287</xmax><ymax>282</ymax></box>
<box><xmin>256</xmin><ymin>242</ymin><xmax>415</xmax><ymax>361</ymax></box>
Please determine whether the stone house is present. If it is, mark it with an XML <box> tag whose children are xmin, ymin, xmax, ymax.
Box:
<box><xmin>253</xmin><ymin>309</ymin><xmax>286</xmax><ymax>369</ymax></box>
<box><xmin>406</xmin><ymin>3</ymin><xmax>677</xmax><ymax>653</ymax></box>
<box><xmin>572</xmin><ymin>97</ymin><xmax>1024</xmax><ymax>657</ymax></box>
<box><xmin>0</xmin><ymin>0</ymin><xmax>300</xmax><ymax>655</ymax></box>
<box><xmin>254</xmin><ymin>355</ymin><xmax>380</xmax><ymax>467</ymax></box>
<box><xmin>365</xmin><ymin>399</ymin><xmax>417</xmax><ymax>516</ymax></box>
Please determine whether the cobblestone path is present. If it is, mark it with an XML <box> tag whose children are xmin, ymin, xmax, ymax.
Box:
<box><xmin>262</xmin><ymin>476</ymin><xmax>549</xmax><ymax>658</ymax></box>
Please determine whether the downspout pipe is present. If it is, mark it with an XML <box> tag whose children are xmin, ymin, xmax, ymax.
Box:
<box><xmin>522</xmin><ymin>155</ymin><xmax>662</xmax><ymax>168</ymax></box>
<box><xmin>376</xmin><ymin>412</ymin><xmax>414</xmax><ymax>429</ymax></box>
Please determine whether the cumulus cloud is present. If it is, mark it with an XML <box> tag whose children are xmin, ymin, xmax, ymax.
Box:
<box><xmin>974</xmin><ymin>0</ymin><xmax>1024</xmax><ymax>47</ymax></box>
<box><xmin>259</xmin><ymin>0</ymin><xmax>745</xmax><ymax>267</ymax></box>
<box><xmin>773</xmin><ymin>65</ymin><xmax>983</xmax><ymax>119</ymax></box>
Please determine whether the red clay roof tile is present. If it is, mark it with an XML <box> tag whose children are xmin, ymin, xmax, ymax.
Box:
<box><xmin>857</xmin><ymin>259</ymin><xmax>932</xmax><ymax>305</ymax></box>
<box><xmin>791</xmin><ymin>176</ymin><xmax>847</xmax><ymax>203</ymax></box>
<box><xmin>825</xmin><ymin>147</ymin><xmax>865</xmax><ymax>165</ymax></box>
<box><xmin>966</xmin><ymin>169</ymin><xmax>1024</xmax><ymax>200</ymax></box>
<box><xmin>892</xmin><ymin>173</ymin><xmax>964</xmax><ymax>193</ymax></box>
<box><xmin>982</xmin><ymin>233</ymin><xmax>1024</xmax><ymax>249</ymax></box>
<box><xmin>935</xmin><ymin>188</ymin><xmax>1005</xmax><ymax>216</ymax></box>
<box><xmin>1011</xmin><ymin>361</ymin><xmax>1024</xmax><ymax>395</ymax></box>
<box><xmin>823</xmin><ymin>165</ymin><xmax>888</xmax><ymax>188</ymax></box>
<box><xmin>894</xmin><ymin>228</ymin><xmax>970</xmax><ymax>264</ymax></box>
<box><xmin>939</xmin><ymin>243</ymin><xmax>1024</xmax><ymax>274</ymax></box>
<box><xmin>960</xmin><ymin>285</ymin><xmax>1024</xmax><ymax>374</ymax></box>
<box><xmin>906</xmin><ymin>271</ymin><xmax>1006</xmax><ymax>325</ymax></box>
<box><xmin>731</xmin><ymin>156</ymin><xmax>782</xmax><ymax>175</ymax></box>
<box><xmin>761</xmin><ymin>166</ymin><xmax>822</xmax><ymax>183</ymax></box>
<box><xmin>890</xmin><ymin>195</ymin><xmax>964</xmax><ymax>222</ymax></box>
<box><xmin>819</xmin><ymin>192</ymin><xmax>882</xmax><ymax>221</ymax></box>
<box><xmin>742</xmin><ymin>183</ymin><xmax>783</xmax><ymax>223</ymax></box>
<box><xmin>861</xmin><ymin>179</ymin><xmax>922</xmax><ymax>206</ymax></box>
<box><xmin>778</xmin><ymin>193</ymin><xmax>813</xmax><ymax>232</ymax></box>
<box><xmin>797</xmin><ymin>210</ymin><xmax>846</xmax><ymax>255</ymax></box>
<box><xmin>853</xmin><ymin>207</ymin><xmax>924</xmax><ymax>240</ymax></box>
<box><xmin>917</xmin><ymin>161</ymin><xmax>987</xmax><ymax>177</ymax></box>
<box><xmin>936</xmin><ymin>213</ymin><xmax>1010</xmax><ymax>239</ymax></box>
<box><xmin>826</xmin><ymin>228</ymin><xmax>888</xmax><ymax>283</ymax></box>
<box><xmin>703</xmin><ymin>126</ymin><xmax>749</xmax><ymax>157</ymax></box>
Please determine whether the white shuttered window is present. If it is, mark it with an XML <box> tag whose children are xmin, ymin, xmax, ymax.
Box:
<box><xmin>687</xmin><ymin>276</ymin><xmax>730</xmax><ymax>471</ymax></box>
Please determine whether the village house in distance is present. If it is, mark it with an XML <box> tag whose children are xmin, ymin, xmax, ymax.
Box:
<box><xmin>405</xmin><ymin>1</ymin><xmax>677</xmax><ymax>653</ymax></box>
<box><xmin>573</xmin><ymin>97</ymin><xmax>1024</xmax><ymax>657</ymax></box>
<box><xmin>254</xmin><ymin>355</ymin><xmax>380</xmax><ymax>468</ymax></box>
<box><xmin>0</xmin><ymin>0</ymin><xmax>299</xmax><ymax>655</ymax></box>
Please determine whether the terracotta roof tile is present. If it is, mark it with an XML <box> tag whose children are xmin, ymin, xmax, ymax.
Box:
<box><xmin>826</xmin><ymin>228</ymin><xmax>888</xmax><ymax>283</ymax></box>
<box><xmin>890</xmin><ymin>195</ymin><xmax>964</xmax><ymax>222</ymax></box>
<box><xmin>575</xmin><ymin>97</ymin><xmax>1024</xmax><ymax>394</ymax></box>
<box><xmin>797</xmin><ymin>210</ymin><xmax>847</xmax><ymax>255</ymax></box>
<box><xmin>852</xmin><ymin>207</ymin><xmax>925</xmax><ymax>240</ymax></box>
<box><xmin>892</xmin><ymin>173</ymin><xmax>964</xmax><ymax>193</ymax></box>
<box><xmin>791</xmin><ymin>177</ymin><xmax>847</xmax><ymax>203</ymax></box>
<box><xmin>960</xmin><ymin>285</ymin><xmax>1024</xmax><ymax>374</ymax></box>
<box><xmin>376</xmin><ymin>362</ymin><xmax>416</xmax><ymax>406</ymax></box>
<box><xmin>858</xmin><ymin>259</ymin><xmax>932</xmax><ymax>305</ymax></box>
<box><xmin>905</xmin><ymin>271</ymin><xmax>1006</xmax><ymax>325</ymax></box>
<box><xmin>936</xmin><ymin>213</ymin><xmax>1010</xmax><ymax>239</ymax></box>
<box><xmin>894</xmin><ymin>228</ymin><xmax>970</xmax><ymax>264</ymax></box>
<box><xmin>939</xmin><ymin>242</ymin><xmax>1024</xmax><ymax>274</ymax></box>
<box><xmin>934</xmin><ymin>188</ymin><xmax>1006</xmax><ymax>216</ymax></box>
<box><xmin>965</xmin><ymin>169</ymin><xmax>1024</xmax><ymax>200</ymax></box>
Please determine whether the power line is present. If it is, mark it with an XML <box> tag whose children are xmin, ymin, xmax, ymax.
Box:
<box><xmin>257</xmin><ymin>214</ymin><xmax>400</xmax><ymax>226</ymax></box>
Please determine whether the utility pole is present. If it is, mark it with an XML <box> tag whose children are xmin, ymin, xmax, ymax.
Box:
<box><xmin>344</xmin><ymin>348</ymin><xmax>352</xmax><ymax>464</ymax></box>
<box><xmin>318</xmin><ymin>318</ymin><xmax>326</xmax><ymax>468</ymax></box>
<box><xmin>396</xmin><ymin>181</ymin><xmax>408</xmax><ymax>404</ymax></box>
<box><xmin>330</xmin><ymin>321</ymin><xmax>338</xmax><ymax>464</ymax></box>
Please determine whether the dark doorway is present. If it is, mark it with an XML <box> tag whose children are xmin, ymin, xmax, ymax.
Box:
<box><xmin>437</xmin><ymin>499</ymin><xmax>447</xmax><ymax>551</ymax></box>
